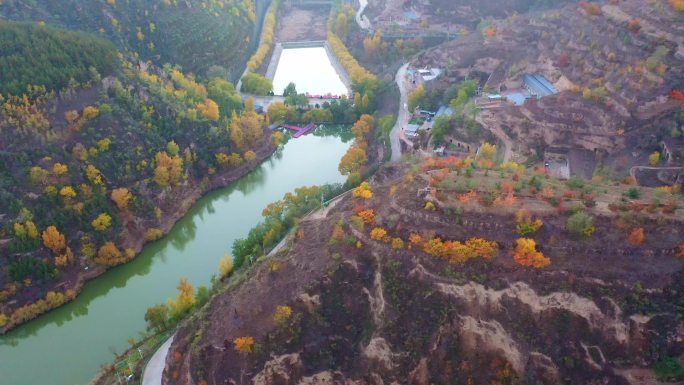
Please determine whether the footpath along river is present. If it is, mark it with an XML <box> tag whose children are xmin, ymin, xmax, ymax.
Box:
<box><xmin>0</xmin><ymin>130</ymin><xmax>352</xmax><ymax>385</ymax></box>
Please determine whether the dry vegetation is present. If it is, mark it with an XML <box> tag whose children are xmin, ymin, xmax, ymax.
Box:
<box><xmin>166</xmin><ymin>156</ymin><xmax>683</xmax><ymax>385</ymax></box>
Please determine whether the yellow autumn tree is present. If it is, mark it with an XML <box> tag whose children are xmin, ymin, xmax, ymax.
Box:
<box><xmin>649</xmin><ymin>151</ymin><xmax>660</xmax><ymax>166</ymax></box>
<box><xmin>273</xmin><ymin>305</ymin><xmax>293</xmax><ymax>326</ymax></box>
<box><xmin>83</xmin><ymin>106</ymin><xmax>100</xmax><ymax>120</ymax></box>
<box><xmin>52</xmin><ymin>163</ymin><xmax>68</xmax><ymax>176</ymax></box>
<box><xmin>29</xmin><ymin>166</ymin><xmax>49</xmax><ymax>185</ymax></box>
<box><xmin>25</xmin><ymin>221</ymin><xmax>38</xmax><ymax>239</ymax></box>
<box><xmin>218</xmin><ymin>255</ymin><xmax>233</xmax><ymax>277</ymax></box>
<box><xmin>59</xmin><ymin>186</ymin><xmax>77</xmax><ymax>200</ymax></box>
<box><xmin>339</xmin><ymin>146</ymin><xmax>368</xmax><ymax>175</ymax></box>
<box><xmin>145</xmin><ymin>228</ymin><xmax>163</xmax><ymax>241</ymax></box>
<box><xmin>91</xmin><ymin>213</ymin><xmax>112</xmax><ymax>231</ymax></box>
<box><xmin>85</xmin><ymin>164</ymin><xmax>104</xmax><ymax>185</ymax></box>
<box><xmin>244</xmin><ymin>150</ymin><xmax>257</xmax><ymax>163</ymax></box>
<box><xmin>167</xmin><ymin>278</ymin><xmax>196</xmax><ymax>318</ymax></box>
<box><xmin>197</xmin><ymin>99</ymin><xmax>220</xmax><ymax>121</ymax></box>
<box><xmin>154</xmin><ymin>152</ymin><xmax>183</xmax><ymax>187</ymax></box>
<box><xmin>95</xmin><ymin>242</ymin><xmax>125</xmax><ymax>266</ymax></box>
<box><xmin>54</xmin><ymin>247</ymin><xmax>74</xmax><ymax>267</ymax></box>
<box><xmin>478</xmin><ymin>142</ymin><xmax>497</xmax><ymax>160</ymax></box>
<box><xmin>352</xmin><ymin>182</ymin><xmax>373</xmax><ymax>199</ymax></box>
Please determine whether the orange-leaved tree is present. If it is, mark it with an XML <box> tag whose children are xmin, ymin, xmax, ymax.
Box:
<box><xmin>370</xmin><ymin>227</ymin><xmax>388</xmax><ymax>241</ymax></box>
<box><xmin>42</xmin><ymin>226</ymin><xmax>66</xmax><ymax>254</ymax></box>
<box><xmin>627</xmin><ymin>228</ymin><xmax>645</xmax><ymax>246</ymax></box>
<box><xmin>234</xmin><ymin>336</ymin><xmax>255</xmax><ymax>354</ymax></box>
<box><xmin>676</xmin><ymin>244</ymin><xmax>684</xmax><ymax>258</ymax></box>
<box><xmin>357</xmin><ymin>209</ymin><xmax>376</xmax><ymax>224</ymax></box>
<box><xmin>408</xmin><ymin>233</ymin><xmax>423</xmax><ymax>247</ymax></box>
<box><xmin>111</xmin><ymin>188</ymin><xmax>132</xmax><ymax>211</ymax></box>
<box><xmin>513</xmin><ymin>238</ymin><xmax>551</xmax><ymax>268</ymax></box>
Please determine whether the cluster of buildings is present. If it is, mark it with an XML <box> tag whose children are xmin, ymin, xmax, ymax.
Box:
<box><xmin>482</xmin><ymin>73</ymin><xmax>558</xmax><ymax>106</ymax></box>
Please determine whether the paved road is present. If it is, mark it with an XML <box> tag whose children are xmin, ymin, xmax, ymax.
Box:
<box><xmin>142</xmin><ymin>334</ymin><xmax>176</xmax><ymax>385</ymax></box>
<box><xmin>390</xmin><ymin>63</ymin><xmax>410</xmax><ymax>162</ymax></box>
<box><xmin>243</xmin><ymin>94</ymin><xmax>346</xmax><ymax>109</ymax></box>
<box><xmin>355</xmin><ymin>0</ymin><xmax>372</xmax><ymax>31</ymax></box>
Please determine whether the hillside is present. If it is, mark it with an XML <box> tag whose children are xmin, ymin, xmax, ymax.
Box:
<box><xmin>166</xmin><ymin>157</ymin><xmax>684</xmax><ymax>385</ymax></box>
<box><xmin>417</xmin><ymin>0</ymin><xmax>682</xmax><ymax>144</ymax></box>
<box><xmin>0</xmin><ymin>0</ymin><xmax>259</xmax><ymax>78</ymax></box>
<box><xmin>0</xmin><ymin>21</ymin><xmax>118</xmax><ymax>95</ymax></box>
<box><xmin>0</xmin><ymin>18</ymin><xmax>276</xmax><ymax>332</ymax></box>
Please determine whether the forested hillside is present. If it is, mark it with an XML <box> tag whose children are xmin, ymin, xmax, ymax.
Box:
<box><xmin>0</xmin><ymin>0</ymin><xmax>257</xmax><ymax>78</ymax></box>
<box><xmin>0</xmin><ymin>21</ymin><xmax>118</xmax><ymax>95</ymax></box>
<box><xmin>0</xmin><ymin>11</ymin><xmax>276</xmax><ymax>332</ymax></box>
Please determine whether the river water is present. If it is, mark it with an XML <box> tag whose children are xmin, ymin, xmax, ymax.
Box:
<box><xmin>0</xmin><ymin>131</ymin><xmax>352</xmax><ymax>385</ymax></box>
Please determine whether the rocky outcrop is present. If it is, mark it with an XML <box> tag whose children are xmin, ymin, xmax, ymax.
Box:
<box><xmin>252</xmin><ymin>354</ymin><xmax>304</xmax><ymax>385</ymax></box>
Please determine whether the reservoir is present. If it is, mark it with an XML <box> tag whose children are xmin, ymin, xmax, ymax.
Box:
<box><xmin>0</xmin><ymin>130</ymin><xmax>352</xmax><ymax>385</ymax></box>
<box><xmin>272</xmin><ymin>47</ymin><xmax>348</xmax><ymax>97</ymax></box>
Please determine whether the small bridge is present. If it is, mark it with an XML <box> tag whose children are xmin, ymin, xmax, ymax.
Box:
<box><xmin>281</xmin><ymin>123</ymin><xmax>317</xmax><ymax>138</ymax></box>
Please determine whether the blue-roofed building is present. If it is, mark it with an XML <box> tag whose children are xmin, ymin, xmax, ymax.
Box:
<box><xmin>435</xmin><ymin>105</ymin><xmax>454</xmax><ymax>117</ymax></box>
<box><xmin>523</xmin><ymin>74</ymin><xmax>558</xmax><ymax>99</ymax></box>
<box><xmin>507</xmin><ymin>93</ymin><xmax>528</xmax><ymax>106</ymax></box>
<box><xmin>405</xmin><ymin>124</ymin><xmax>421</xmax><ymax>138</ymax></box>
<box><xmin>404</xmin><ymin>10</ymin><xmax>419</xmax><ymax>20</ymax></box>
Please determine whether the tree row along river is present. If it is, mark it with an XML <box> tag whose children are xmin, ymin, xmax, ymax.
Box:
<box><xmin>0</xmin><ymin>131</ymin><xmax>352</xmax><ymax>385</ymax></box>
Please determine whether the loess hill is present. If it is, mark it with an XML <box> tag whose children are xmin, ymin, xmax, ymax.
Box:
<box><xmin>410</xmin><ymin>0</ymin><xmax>684</xmax><ymax>173</ymax></box>
<box><xmin>166</xmin><ymin>158</ymin><xmax>684</xmax><ymax>385</ymax></box>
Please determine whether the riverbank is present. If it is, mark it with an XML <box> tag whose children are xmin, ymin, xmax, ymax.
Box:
<box><xmin>0</xmin><ymin>137</ymin><xmax>276</xmax><ymax>336</ymax></box>
<box><xmin>0</xmin><ymin>131</ymin><xmax>352</xmax><ymax>385</ymax></box>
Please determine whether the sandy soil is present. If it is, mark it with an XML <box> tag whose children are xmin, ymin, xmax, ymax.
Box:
<box><xmin>276</xmin><ymin>5</ymin><xmax>329</xmax><ymax>42</ymax></box>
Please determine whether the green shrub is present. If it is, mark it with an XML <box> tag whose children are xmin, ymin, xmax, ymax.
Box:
<box><xmin>625</xmin><ymin>187</ymin><xmax>641</xmax><ymax>200</ymax></box>
<box><xmin>566</xmin><ymin>211</ymin><xmax>595</xmax><ymax>237</ymax></box>
<box><xmin>653</xmin><ymin>357</ymin><xmax>684</xmax><ymax>381</ymax></box>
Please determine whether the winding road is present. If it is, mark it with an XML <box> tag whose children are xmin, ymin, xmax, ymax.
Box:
<box><xmin>476</xmin><ymin>114</ymin><xmax>515</xmax><ymax>163</ymax></box>
<box><xmin>629</xmin><ymin>166</ymin><xmax>684</xmax><ymax>179</ymax></box>
<box><xmin>390</xmin><ymin>63</ymin><xmax>411</xmax><ymax>162</ymax></box>
<box><xmin>142</xmin><ymin>334</ymin><xmax>175</xmax><ymax>385</ymax></box>
<box><xmin>355</xmin><ymin>0</ymin><xmax>372</xmax><ymax>31</ymax></box>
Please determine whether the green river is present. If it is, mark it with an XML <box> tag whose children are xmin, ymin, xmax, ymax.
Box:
<box><xmin>0</xmin><ymin>130</ymin><xmax>352</xmax><ymax>385</ymax></box>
